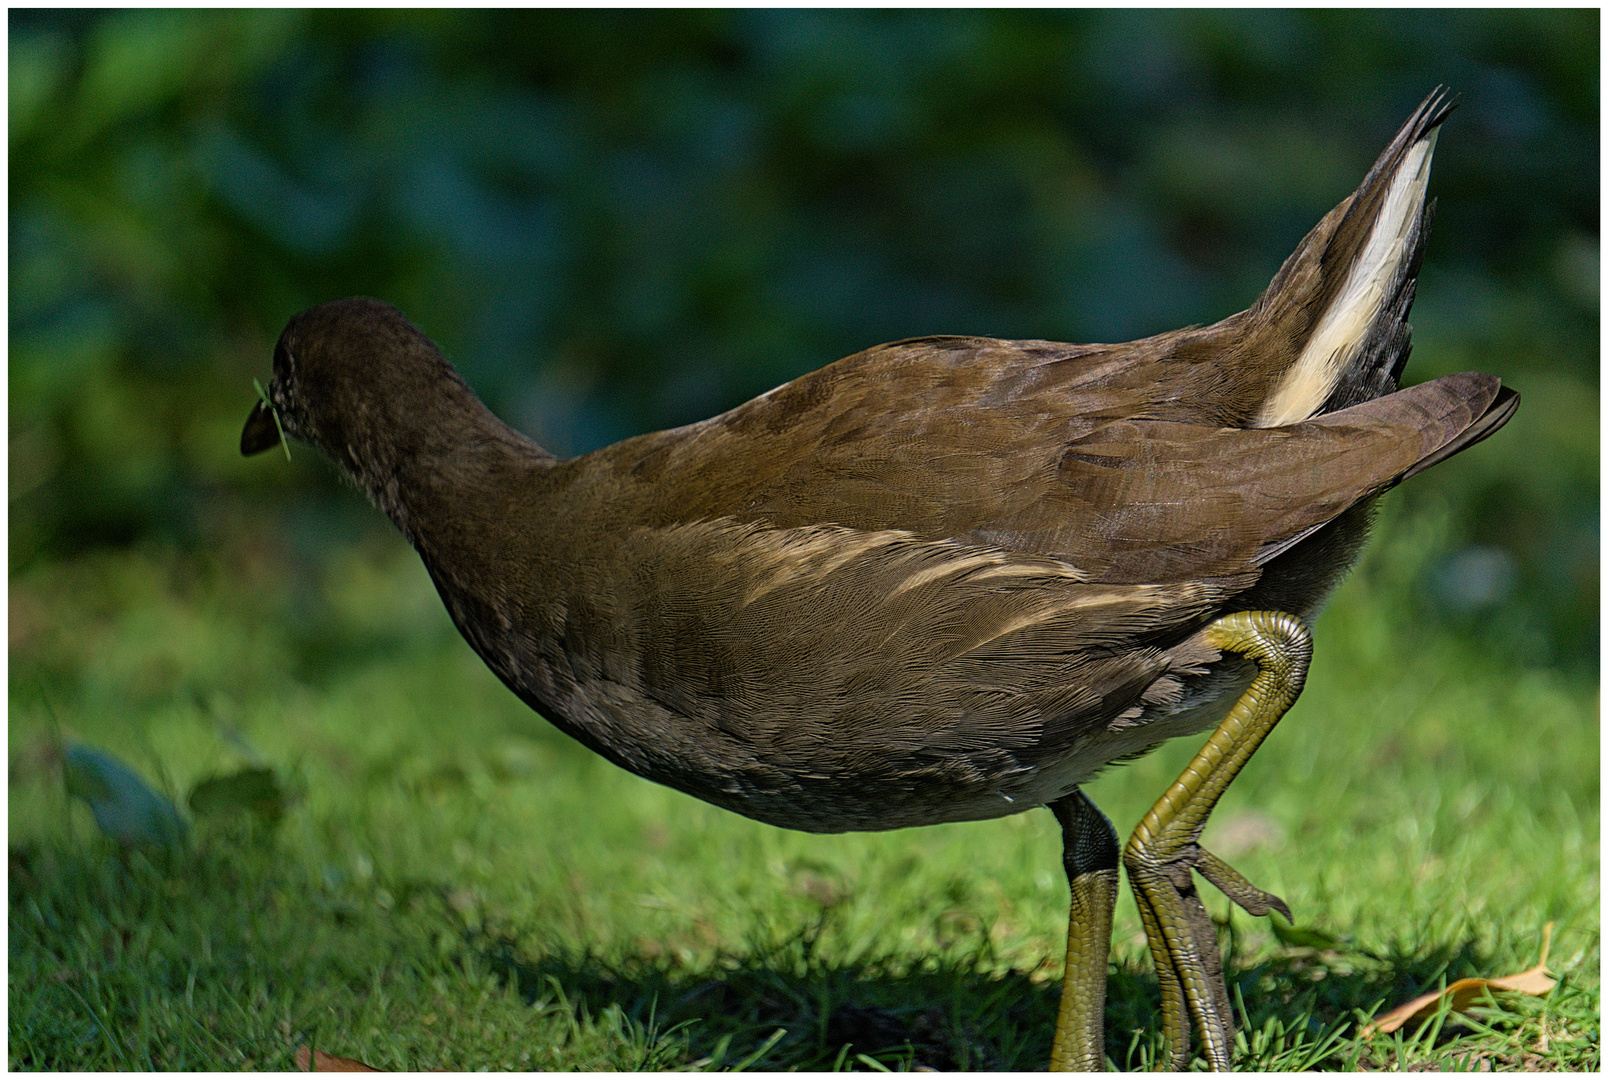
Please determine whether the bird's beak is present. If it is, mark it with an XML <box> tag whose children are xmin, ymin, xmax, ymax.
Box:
<box><xmin>241</xmin><ymin>399</ymin><xmax>284</xmax><ymax>457</ymax></box>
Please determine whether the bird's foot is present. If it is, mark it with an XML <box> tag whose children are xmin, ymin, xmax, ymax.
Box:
<box><xmin>1125</xmin><ymin>611</ymin><xmax>1312</xmax><ymax>1070</ymax></box>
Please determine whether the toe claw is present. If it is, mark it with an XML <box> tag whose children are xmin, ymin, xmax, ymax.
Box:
<box><xmin>1195</xmin><ymin>847</ymin><xmax>1292</xmax><ymax>922</ymax></box>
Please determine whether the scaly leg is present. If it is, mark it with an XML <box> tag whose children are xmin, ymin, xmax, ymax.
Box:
<box><xmin>1123</xmin><ymin>610</ymin><xmax>1311</xmax><ymax>1070</ymax></box>
<box><xmin>1047</xmin><ymin>789</ymin><xmax>1120</xmax><ymax>1070</ymax></box>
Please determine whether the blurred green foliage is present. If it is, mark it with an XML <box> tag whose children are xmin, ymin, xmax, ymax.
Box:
<box><xmin>8</xmin><ymin>9</ymin><xmax>1598</xmax><ymax>667</ymax></box>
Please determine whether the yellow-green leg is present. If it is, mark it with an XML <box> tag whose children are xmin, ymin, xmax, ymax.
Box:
<box><xmin>1047</xmin><ymin>789</ymin><xmax>1119</xmax><ymax>1070</ymax></box>
<box><xmin>1123</xmin><ymin>610</ymin><xmax>1311</xmax><ymax>1070</ymax></box>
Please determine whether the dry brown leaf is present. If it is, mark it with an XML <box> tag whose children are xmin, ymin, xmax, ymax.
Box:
<box><xmin>1361</xmin><ymin>922</ymin><xmax>1557</xmax><ymax>1037</ymax></box>
<box><xmin>295</xmin><ymin>1045</ymin><xmax>380</xmax><ymax>1072</ymax></box>
<box><xmin>292</xmin><ymin>1044</ymin><xmax>455</xmax><ymax>1072</ymax></box>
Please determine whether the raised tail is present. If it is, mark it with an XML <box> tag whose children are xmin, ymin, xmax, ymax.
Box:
<box><xmin>1249</xmin><ymin>88</ymin><xmax>1458</xmax><ymax>427</ymax></box>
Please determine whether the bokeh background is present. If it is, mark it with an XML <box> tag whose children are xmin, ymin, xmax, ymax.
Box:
<box><xmin>10</xmin><ymin>8</ymin><xmax>1598</xmax><ymax>671</ymax></box>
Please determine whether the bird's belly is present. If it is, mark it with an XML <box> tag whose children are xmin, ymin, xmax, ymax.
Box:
<box><xmin>436</xmin><ymin>525</ymin><xmax>1263</xmax><ymax>835</ymax></box>
<box><xmin>527</xmin><ymin>648</ymin><xmax>1257</xmax><ymax>835</ymax></box>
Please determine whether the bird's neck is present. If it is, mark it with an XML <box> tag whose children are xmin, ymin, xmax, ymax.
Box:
<box><xmin>339</xmin><ymin>383</ymin><xmax>561</xmax><ymax>562</ymax></box>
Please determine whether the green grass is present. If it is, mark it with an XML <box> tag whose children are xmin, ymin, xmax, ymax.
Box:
<box><xmin>9</xmin><ymin>503</ymin><xmax>1598</xmax><ymax>1070</ymax></box>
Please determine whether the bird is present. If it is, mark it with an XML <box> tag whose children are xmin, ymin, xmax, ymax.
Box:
<box><xmin>242</xmin><ymin>87</ymin><xmax>1515</xmax><ymax>1070</ymax></box>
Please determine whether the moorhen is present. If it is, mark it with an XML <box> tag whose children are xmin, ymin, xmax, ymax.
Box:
<box><xmin>243</xmin><ymin>88</ymin><xmax>1516</xmax><ymax>1070</ymax></box>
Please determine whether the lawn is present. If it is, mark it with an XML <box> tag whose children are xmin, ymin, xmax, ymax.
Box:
<box><xmin>8</xmin><ymin>495</ymin><xmax>1597</xmax><ymax>1071</ymax></box>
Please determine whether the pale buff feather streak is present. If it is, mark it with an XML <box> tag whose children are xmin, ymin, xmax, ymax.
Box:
<box><xmin>1255</xmin><ymin>130</ymin><xmax>1438</xmax><ymax>427</ymax></box>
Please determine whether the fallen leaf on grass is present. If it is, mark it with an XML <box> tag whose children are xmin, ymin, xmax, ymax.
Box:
<box><xmin>295</xmin><ymin>1046</ymin><xmax>379</xmax><ymax>1071</ymax></box>
<box><xmin>64</xmin><ymin>743</ymin><xmax>188</xmax><ymax>849</ymax></box>
<box><xmin>187</xmin><ymin>766</ymin><xmax>287</xmax><ymax>824</ymax></box>
<box><xmin>294</xmin><ymin>1045</ymin><xmax>454</xmax><ymax>1071</ymax></box>
<box><xmin>1360</xmin><ymin>922</ymin><xmax>1557</xmax><ymax>1037</ymax></box>
<box><xmin>1270</xmin><ymin>913</ymin><xmax>1347</xmax><ymax>951</ymax></box>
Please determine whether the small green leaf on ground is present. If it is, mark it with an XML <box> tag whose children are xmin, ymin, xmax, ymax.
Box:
<box><xmin>1270</xmin><ymin>914</ymin><xmax>1347</xmax><ymax>951</ymax></box>
<box><xmin>188</xmin><ymin>766</ymin><xmax>287</xmax><ymax>824</ymax></box>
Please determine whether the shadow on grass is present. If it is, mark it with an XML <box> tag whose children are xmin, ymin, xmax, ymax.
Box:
<box><xmin>7</xmin><ymin>839</ymin><xmax>1546</xmax><ymax>1071</ymax></box>
<box><xmin>476</xmin><ymin>920</ymin><xmax>1045</xmax><ymax>1070</ymax></box>
<box><xmin>470</xmin><ymin>909</ymin><xmax>1516</xmax><ymax>1071</ymax></box>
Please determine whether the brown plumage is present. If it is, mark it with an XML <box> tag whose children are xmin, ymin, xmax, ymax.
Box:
<box><xmin>244</xmin><ymin>87</ymin><xmax>1515</xmax><ymax>1067</ymax></box>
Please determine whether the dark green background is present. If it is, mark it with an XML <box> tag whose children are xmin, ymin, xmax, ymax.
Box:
<box><xmin>9</xmin><ymin>9</ymin><xmax>1598</xmax><ymax>668</ymax></box>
